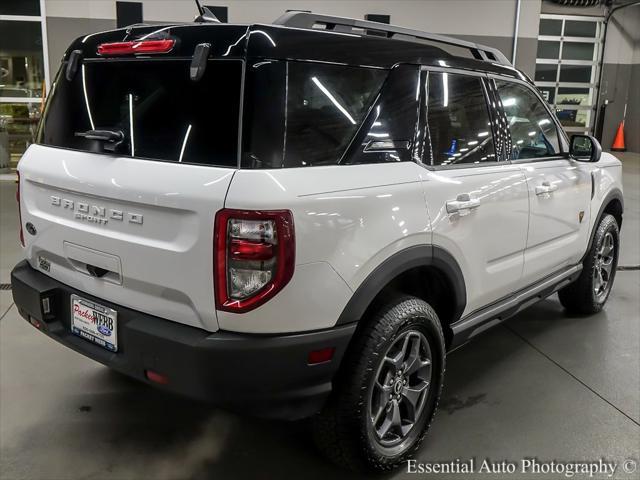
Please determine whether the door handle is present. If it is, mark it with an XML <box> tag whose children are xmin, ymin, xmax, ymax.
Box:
<box><xmin>535</xmin><ymin>181</ymin><xmax>558</xmax><ymax>196</ymax></box>
<box><xmin>446</xmin><ymin>193</ymin><xmax>481</xmax><ymax>215</ymax></box>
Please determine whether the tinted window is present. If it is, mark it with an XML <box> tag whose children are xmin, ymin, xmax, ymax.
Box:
<box><xmin>426</xmin><ymin>72</ymin><xmax>496</xmax><ymax>166</ymax></box>
<box><xmin>564</xmin><ymin>21</ymin><xmax>597</xmax><ymax>38</ymax></box>
<box><xmin>537</xmin><ymin>41</ymin><xmax>560</xmax><ymax>59</ymax></box>
<box><xmin>562</xmin><ymin>42</ymin><xmax>594</xmax><ymax>61</ymax></box>
<box><xmin>559</xmin><ymin>65</ymin><xmax>592</xmax><ymax>83</ymax></box>
<box><xmin>0</xmin><ymin>21</ymin><xmax>45</xmax><ymax>97</ymax></box>
<box><xmin>495</xmin><ymin>80</ymin><xmax>560</xmax><ymax>159</ymax></box>
<box><xmin>0</xmin><ymin>0</ymin><xmax>40</xmax><ymax>15</ymax></box>
<box><xmin>345</xmin><ymin>64</ymin><xmax>421</xmax><ymax>165</ymax></box>
<box><xmin>242</xmin><ymin>62</ymin><xmax>385</xmax><ymax>168</ymax></box>
<box><xmin>539</xmin><ymin>19</ymin><xmax>562</xmax><ymax>36</ymax></box>
<box><xmin>284</xmin><ymin>62</ymin><xmax>385</xmax><ymax>167</ymax></box>
<box><xmin>534</xmin><ymin>64</ymin><xmax>557</xmax><ymax>82</ymax></box>
<box><xmin>39</xmin><ymin>60</ymin><xmax>242</xmax><ymax>167</ymax></box>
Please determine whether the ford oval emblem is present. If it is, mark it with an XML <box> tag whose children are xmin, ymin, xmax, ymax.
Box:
<box><xmin>98</xmin><ymin>325</ymin><xmax>112</xmax><ymax>336</ymax></box>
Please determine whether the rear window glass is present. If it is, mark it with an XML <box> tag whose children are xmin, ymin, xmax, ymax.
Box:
<box><xmin>242</xmin><ymin>61</ymin><xmax>386</xmax><ymax>168</ymax></box>
<box><xmin>426</xmin><ymin>72</ymin><xmax>497</xmax><ymax>166</ymax></box>
<box><xmin>38</xmin><ymin>59</ymin><xmax>242</xmax><ymax>167</ymax></box>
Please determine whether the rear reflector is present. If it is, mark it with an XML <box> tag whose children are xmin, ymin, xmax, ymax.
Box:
<box><xmin>145</xmin><ymin>370</ymin><xmax>170</xmax><ymax>385</ymax></box>
<box><xmin>98</xmin><ymin>39</ymin><xmax>175</xmax><ymax>56</ymax></box>
<box><xmin>308</xmin><ymin>347</ymin><xmax>335</xmax><ymax>365</ymax></box>
<box><xmin>29</xmin><ymin>317</ymin><xmax>43</xmax><ymax>330</ymax></box>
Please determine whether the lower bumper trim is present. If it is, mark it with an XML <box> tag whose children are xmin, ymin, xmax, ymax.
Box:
<box><xmin>11</xmin><ymin>260</ymin><xmax>356</xmax><ymax>420</ymax></box>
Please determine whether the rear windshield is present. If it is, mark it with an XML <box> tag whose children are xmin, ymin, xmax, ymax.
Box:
<box><xmin>38</xmin><ymin>59</ymin><xmax>242</xmax><ymax>167</ymax></box>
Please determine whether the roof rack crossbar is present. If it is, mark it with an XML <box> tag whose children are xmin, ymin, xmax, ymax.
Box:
<box><xmin>273</xmin><ymin>11</ymin><xmax>511</xmax><ymax>66</ymax></box>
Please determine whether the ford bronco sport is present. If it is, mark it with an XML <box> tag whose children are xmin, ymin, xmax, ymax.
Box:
<box><xmin>11</xmin><ymin>11</ymin><xmax>623</xmax><ymax>471</ymax></box>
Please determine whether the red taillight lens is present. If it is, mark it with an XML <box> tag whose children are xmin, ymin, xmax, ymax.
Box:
<box><xmin>229</xmin><ymin>239</ymin><xmax>274</xmax><ymax>261</ymax></box>
<box><xmin>16</xmin><ymin>171</ymin><xmax>24</xmax><ymax>247</ymax></box>
<box><xmin>214</xmin><ymin>209</ymin><xmax>295</xmax><ymax>313</ymax></box>
<box><xmin>97</xmin><ymin>39</ymin><xmax>175</xmax><ymax>56</ymax></box>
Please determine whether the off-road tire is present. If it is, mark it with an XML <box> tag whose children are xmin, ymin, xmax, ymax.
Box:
<box><xmin>312</xmin><ymin>296</ymin><xmax>445</xmax><ymax>471</ymax></box>
<box><xmin>558</xmin><ymin>213</ymin><xmax>619</xmax><ymax>314</ymax></box>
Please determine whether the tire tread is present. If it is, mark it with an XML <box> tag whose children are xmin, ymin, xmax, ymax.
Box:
<box><xmin>313</xmin><ymin>296</ymin><xmax>445</xmax><ymax>471</ymax></box>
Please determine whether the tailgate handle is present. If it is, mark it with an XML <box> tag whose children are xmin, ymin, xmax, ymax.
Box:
<box><xmin>63</xmin><ymin>242</ymin><xmax>122</xmax><ymax>285</ymax></box>
<box><xmin>86</xmin><ymin>264</ymin><xmax>109</xmax><ymax>278</ymax></box>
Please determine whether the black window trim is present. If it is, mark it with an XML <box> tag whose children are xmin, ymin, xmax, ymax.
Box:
<box><xmin>487</xmin><ymin>73</ymin><xmax>571</xmax><ymax>165</ymax></box>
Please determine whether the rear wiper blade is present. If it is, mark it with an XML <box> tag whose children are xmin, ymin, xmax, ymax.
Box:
<box><xmin>75</xmin><ymin>129</ymin><xmax>124</xmax><ymax>142</ymax></box>
<box><xmin>75</xmin><ymin>129</ymin><xmax>125</xmax><ymax>153</ymax></box>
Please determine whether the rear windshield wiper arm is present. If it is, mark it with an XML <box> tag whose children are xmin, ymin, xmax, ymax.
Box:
<box><xmin>75</xmin><ymin>129</ymin><xmax>124</xmax><ymax>142</ymax></box>
<box><xmin>75</xmin><ymin>129</ymin><xmax>125</xmax><ymax>153</ymax></box>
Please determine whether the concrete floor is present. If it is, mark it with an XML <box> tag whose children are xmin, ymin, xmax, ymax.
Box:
<box><xmin>1</xmin><ymin>154</ymin><xmax>639</xmax><ymax>480</ymax></box>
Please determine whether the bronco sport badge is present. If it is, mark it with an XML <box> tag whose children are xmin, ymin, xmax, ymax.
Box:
<box><xmin>50</xmin><ymin>196</ymin><xmax>143</xmax><ymax>225</ymax></box>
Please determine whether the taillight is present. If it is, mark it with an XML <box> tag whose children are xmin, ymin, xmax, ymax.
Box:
<box><xmin>16</xmin><ymin>171</ymin><xmax>24</xmax><ymax>246</ymax></box>
<box><xmin>214</xmin><ymin>209</ymin><xmax>295</xmax><ymax>313</ymax></box>
<box><xmin>97</xmin><ymin>39</ymin><xmax>175</xmax><ymax>56</ymax></box>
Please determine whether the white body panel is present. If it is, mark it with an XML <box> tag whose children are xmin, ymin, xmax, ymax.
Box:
<box><xmin>519</xmin><ymin>159</ymin><xmax>593</xmax><ymax>283</ymax></box>
<box><xmin>222</xmin><ymin>162</ymin><xmax>430</xmax><ymax>333</ymax></box>
<box><xmin>18</xmin><ymin>144</ymin><xmax>623</xmax><ymax>335</ymax></box>
<box><xmin>18</xmin><ymin>145</ymin><xmax>235</xmax><ymax>332</ymax></box>
<box><xmin>421</xmin><ymin>165</ymin><xmax>530</xmax><ymax>315</ymax></box>
<box><xmin>588</xmin><ymin>152</ymin><xmax>624</xmax><ymax>232</ymax></box>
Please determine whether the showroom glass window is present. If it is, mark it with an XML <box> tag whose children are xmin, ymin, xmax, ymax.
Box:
<box><xmin>426</xmin><ymin>72</ymin><xmax>496</xmax><ymax>166</ymax></box>
<box><xmin>0</xmin><ymin>0</ymin><xmax>48</xmax><ymax>170</ymax></box>
<box><xmin>534</xmin><ymin>14</ymin><xmax>603</xmax><ymax>135</ymax></box>
<box><xmin>495</xmin><ymin>80</ymin><xmax>560</xmax><ymax>160</ymax></box>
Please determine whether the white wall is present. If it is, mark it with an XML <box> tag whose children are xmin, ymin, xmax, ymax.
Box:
<box><xmin>45</xmin><ymin>0</ymin><xmax>116</xmax><ymax>19</ymax></box>
<box><xmin>603</xmin><ymin>5</ymin><xmax>640</xmax><ymax>65</ymax></box>
<box><xmin>45</xmin><ymin>0</ymin><xmax>541</xmax><ymax>39</ymax></box>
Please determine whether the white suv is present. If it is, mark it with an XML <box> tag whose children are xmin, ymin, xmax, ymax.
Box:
<box><xmin>12</xmin><ymin>12</ymin><xmax>623</xmax><ymax>471</ymax></box>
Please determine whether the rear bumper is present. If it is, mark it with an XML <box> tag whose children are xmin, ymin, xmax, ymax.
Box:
<box><xmin>11</xmin><ymin>260</ymin><xmax>355</xmax><ymax>420</ymax></box>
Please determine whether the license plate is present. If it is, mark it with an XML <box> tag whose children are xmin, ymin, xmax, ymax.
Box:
<box><xmin>71</xmin><ymin>295</ymin><xmax>118</xmax><ymax>352</ymax></box>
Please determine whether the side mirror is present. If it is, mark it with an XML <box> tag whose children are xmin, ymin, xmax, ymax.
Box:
<box><xmin>570</xmin><ymin>134</ymin><xmax>602</xmax><ymax>163</ymax></box>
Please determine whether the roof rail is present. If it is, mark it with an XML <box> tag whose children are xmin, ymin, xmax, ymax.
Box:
<box><xmin>273</xmin><ymin>11</ymin><xmax>511</xmax><ymax>66</ymax></box>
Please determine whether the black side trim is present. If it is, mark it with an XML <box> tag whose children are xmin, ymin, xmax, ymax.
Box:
<box><xmin>582</xmin><ymin>188</ymin><xmax>624</xmax><ymax>262</ymax></box>
<box><xmin>450</xmin><ymin>264</ymin><xmax>582</xmax><ymax>348</ymax></box>
<box><xmin>336</xmin><ymin>245</ymin><xmax>466</xmax><ymax>326</ymax></box>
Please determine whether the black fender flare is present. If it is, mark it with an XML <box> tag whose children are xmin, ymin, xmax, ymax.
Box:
<box><xmin>336</xmin><ymin>245</ymin><xmax>466</xmax><ymax>326</ymax></box>
<box><xmin>582</xmin><ymin>188</ymin><xmax>624</xmax><ymax>262</ymax></box>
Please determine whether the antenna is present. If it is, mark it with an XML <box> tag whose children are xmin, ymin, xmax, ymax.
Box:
<box><xmin>194</xmin><ymin>0</ymin><xmax>221</xmax><ymax>23</ymax></box>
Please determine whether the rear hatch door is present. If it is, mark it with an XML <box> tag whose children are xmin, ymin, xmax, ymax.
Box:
<box><xmin>19</xmin><ymin>25</ymin><xmax>249</xmax><ymax>331</ymax></box>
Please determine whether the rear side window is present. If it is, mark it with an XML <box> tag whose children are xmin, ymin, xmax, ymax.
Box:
<box><xmin>38</xmin><ymin>59</ymin><xmax>242</xmax><ymax>167</ymax></box>
<box><xmin>242</xmin><ymin>61</ymin><xmax>386</xmax><ymax>168</ymax></box>
<box><xmin>286</xmin><ymin>62</ymin><xmax>385</xmax><ymax>167</ymax></box>
<box><xmin>494</xmin><ymin>80</ymin><xmax>560</xmax><ymax>160</ymax></box>
<box><xmin>426</xmin><ymin>72</ymin><xmax>496</xmax><ymax>166</ymax></box>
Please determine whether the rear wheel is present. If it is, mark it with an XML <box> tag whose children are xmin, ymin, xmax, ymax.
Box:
<box><xmin>558</xmin><ymin>213</ymin><xmax>619</xmax><ymax>314</ymax></box>
<box><xmin>313</xmin><ymin>296</ymin><xmax>445</xmax><ymax>471</ymax></box>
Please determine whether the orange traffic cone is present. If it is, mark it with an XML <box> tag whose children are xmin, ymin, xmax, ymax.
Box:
<box><xmin>611</xmin><ymin>121</ymin><xmax>626</xmax><ymax>151</ymax></box>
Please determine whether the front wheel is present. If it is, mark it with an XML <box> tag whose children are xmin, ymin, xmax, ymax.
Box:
<box><xmin>312</xmin><ymin>296</ymin><xmax>445</xmax><ymax>471</ymax></box>
<box><xmin>558</xmin><ymin>213</ymin><xmax>620</xmax><ymax>314</ymax></box>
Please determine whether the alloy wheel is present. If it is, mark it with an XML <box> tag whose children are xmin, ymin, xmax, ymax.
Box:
<box><xmin>593</xmin><ymin>231</ymin><xmax>615</xmax><ymax>301</ymax></box>
<box><xmin>368</xmin><ymin>330</ymin><xmax>433</xmax><ymax>446</ymax></box>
